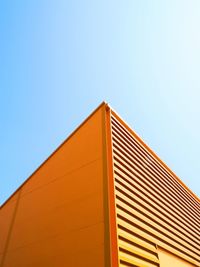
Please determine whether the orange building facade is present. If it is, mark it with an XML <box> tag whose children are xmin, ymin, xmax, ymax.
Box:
<box><xmin>0</xmin><ymin>102</ymin><xmax>199</xmax><ymax>267</ymax></box>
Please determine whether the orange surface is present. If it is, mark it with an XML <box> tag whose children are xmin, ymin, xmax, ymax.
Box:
<box><xmin>0</xmin><ymin>193</ymin><xmax>20</xmax><ymax>259</ymax></box>
<box><xmin>104</xmin><ymin>106</ymin><xmax>119</xmax><ymax>267</ymax></box>
<box><xmin>158</xmin><ymin>247</ymin><xmax>195</xmax><ymax>267</ymax></box>
<box><xmin>1</xmin><ymin>102</ymin><xmax>199</xmax><ymax>267</ymax></box>
<box><xmin>0</xmin><ymin>104</ymin><xmax>107</xmax><ymax>267</ymax></box>
<box><xmin>110</xmin><ymin>108</ymin><xmax>199</xmax><ymax>267</ymax></box>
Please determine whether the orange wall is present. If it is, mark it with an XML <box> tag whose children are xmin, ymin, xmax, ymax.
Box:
<box><xmin>0</xmin><ymin>193</ymin><xmax>20</xmax><ymax>266</ymax></box>
<box><xmin>0</xmin><ymin>105</ymin><xmax>106</xmax><ymax>267</ymax></box>
<box><xmin>158</xmin><ymin>247</ymin><xmax>195</xmax><ymax>267</ymax></box>
<box><xmin>2</xmin><ymin>103</ymin><xmax>199</xmax><ymax>267</ymax></box>
<box><xmin>110</xmin><ymin>109</ymin><xmax>199</xmax><ymax>267</ymax></box>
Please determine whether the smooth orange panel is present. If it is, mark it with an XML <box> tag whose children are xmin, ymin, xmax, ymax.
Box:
<box><xmin>0</xmin><ymin>192</ymin><xmax>20</xmax><ymax>256</ymax></box>
<box><xmin>4</xmin><ymin>223</ymin><xmax>104</xmax><ymax>267</ymax></box>
<box><xmin>2</xmin><ymin>106</ymin><xmax>106</xmax><ymax>267</ymax></box>
<box><xmin>21</xmin><ymin>107</ymin><xmax>103</xmax><ymax>196</ymax></box>
<box><xmin>158</xmin><ymin>247</ymin><xmax>195</xmax><ymax>267</ymax></box>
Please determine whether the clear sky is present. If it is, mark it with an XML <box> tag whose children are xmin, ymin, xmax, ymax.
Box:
<box><xmin>1</xmin><ymin>0</ymin><xmax>200</xmax><ymax>205</ymax></box>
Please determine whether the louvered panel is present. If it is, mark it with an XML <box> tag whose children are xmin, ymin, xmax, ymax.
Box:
<box><xmin>117</xmin><ymin>204</ymin><xmax>199</xmax><ymax>261</ymax></box>
<box><xmin>117</xmin><ymin>216</ymin><xmax>199</xmax><ymax>266</ymax></box>
<box><xmin>113</xmin><ymin>146</ymin><xmax>199</xmax><ymax>226</ymax></box>
<box><xmin>116</xmin><ymin>199</ymin><xmax>199</xmax><ymax>258</ymax></box>
<box><xmin>110</xmin><ymin>112</ymin><xmax>200</xmax><ymax>267</ymax></box>
<box><xmin>118</xmin><ymin>239</ymin><xmax>159</xmax><ymax>264</ymax></box>
<box><xmin>119</xmin><ymin>249</ymin><xmax>159</xmax><ymax>267</ymax></box>
<box><xmin>114</xmin><ymin>166</ymin><xmax>199</xmax><ymax>241</ymax></box>
<box><xmin>113</xmin><ymin>161</ymin><xmax>199</xmax><ymax>239</ymax></box>
<box><xmin>114</xmin><ymin>152</ymin><xmax>199</xmax><ymax>233</ymax></box>
<box><xmin>115</xmin><ymin>185</ymin><xmax>199</xmax><ymax>251</ymax></box>
<box><xmin>111</xmin><ymin>115</ymin><xmax>200</xmax><ymax>210</ymax></box>
<box><xmin>111</xmin><ymin>115</ymin><xmax>200</xmax><ymax>211</ymax></box>
<box><xmin>117</xmin><ymin>228</ymin><xmax>159</xmax><ymax>267</ymax></box>
<box><xmin>117</xmin><ymin>228</ymin><xmax>157</xmax><ymax>255</ymax></box>
<box><xmin>112</xmin><ymin>131</ymin><xmax>199</xmax><ymax>216</ymax></box>
<box><xmin>119</xmin><ymin>264</ymin><xmax>138</xmax><ymax>267</ymax></box>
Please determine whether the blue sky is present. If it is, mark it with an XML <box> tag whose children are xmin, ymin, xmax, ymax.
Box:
<box><xmin>1</xmin><ymin>0</ymin><xmax>200</xmax><ymax>205</ymax></box>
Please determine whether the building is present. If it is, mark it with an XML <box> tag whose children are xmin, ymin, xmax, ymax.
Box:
<box><xmin>0</xmin><ymin>102</ymin><xmax>199</xmax><ymax>267</ymax></box>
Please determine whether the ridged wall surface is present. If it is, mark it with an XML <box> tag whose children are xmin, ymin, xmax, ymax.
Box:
<box><xmin>110</xmin><ymin>112</ymin><xmax>200</xmax><ymax>267</ymax></box>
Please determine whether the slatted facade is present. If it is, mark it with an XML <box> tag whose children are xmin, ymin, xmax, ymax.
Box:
<box><xmin>110</xmin><ymin>111</ymin><xmax>200</xmax><ymax>267</ymax></box>
<box><xmin>1</xmin><ymin>103</ymin><xmax>199</xmax><ymax>267</ymax></box>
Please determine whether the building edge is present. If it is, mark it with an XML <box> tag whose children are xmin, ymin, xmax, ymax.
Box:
<box><xmin>0</xmin><ymin>101</ymin><xmax>107</xmax><ymax>209</ymax></box>
<box><xmin>109</xmin><ymin>105</ymin><xmax>200</xmax><ymax>203</ymax></box>
<box><xmin>103</xmin><ymin>104</ymin><xmax>119</xmax><ymax>267</ymax></box>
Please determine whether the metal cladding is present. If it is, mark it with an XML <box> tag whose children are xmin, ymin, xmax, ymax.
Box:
<box><xmin>0</xmin><ymin>103</ymin><xmax>199</xmax><ymax>267</ymax></box>
<box><xmin>110</xmin><ymin>110</ymin><xmax>200</xmax><ymax>267</ymax></box>
<box><xmin>0</xmin><ymin>105</ymin><xmax>106</xmax><ymax>267</ymax></box>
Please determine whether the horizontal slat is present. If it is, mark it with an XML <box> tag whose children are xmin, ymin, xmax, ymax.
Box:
<box><xmin>113</xmin><ymin>152</ymin><xmax>199</xmax><ymax>233</ymax></box>
<box><xmin>117</xmin><ymin>217</ymin><xmax>200</xmax><ymax>266</ymax></box>
<box><xmin>112</xmin><ymin>130</ymin><xmax>199</xmax><ymax>215</ymax></box>
<box><xmin>116</xmin><ymin>199</ymin><xmax>200</xmax><ymax>257</ymax></box>
<box><xmin>119</xmin><ymin>262</ymin><xmax>138</xmax><ymax>267</ymax></box>
<box><xmin>111</xmin><ymin>122</ymin><xmax>200</xmax><ymax>214</ymax></box>
<box><xmin>111</xmin><ymin>116</ymin><xmax>200</xmax><ymax>210</ymax></box>
<box><xmin>111</xmin><ymin>115</ymin><xmax>200</xmax><ymax>210</ymax></box>
<box><xmin>114</xmin><ymin>172</ymin><xmax>200</xmax><ymax>246</ymax></box>
<box><xmin>117</xmin><ymin>228</ymin><xmax>157</xmax><ymax>255</ymax></box>
<box><xmin>113</xmin><ymin>146</ymin><xmax>199</xmax><ymax>226</ymax></box>
<box><xmin>112</xmin><ymin>126</ymin><xmax>199</xmax><ymax>213</ymax></box>
<box><xmin>113</xmin><ymin>163</ymin><xmax>200</xmax><ymax>239</ymax></box>
<box><xmin>118</xmin><ymin>239</ymin><xmax>159</xmax><ymax>265</ymax></box>
<box><xmin>111</xmin><ymin>114</ymin><xmax>200</xmax><ymax>267</ymax></box>
<box><xmin>119</xmin><ymin>250</ymin><xmax>159</xmax><ymax>267</ymax></box>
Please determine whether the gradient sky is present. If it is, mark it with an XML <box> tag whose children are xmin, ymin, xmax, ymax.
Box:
<box><xmin>1</xmin><ymin>0</ymin><xmax>200</xmax><ymax>205</ymax></box>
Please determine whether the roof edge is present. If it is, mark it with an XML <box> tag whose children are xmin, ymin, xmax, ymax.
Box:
<box><xmin>108</xmin><ymin>104</ymin><xmax>200</xmax><ymax>203</ymax></box>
